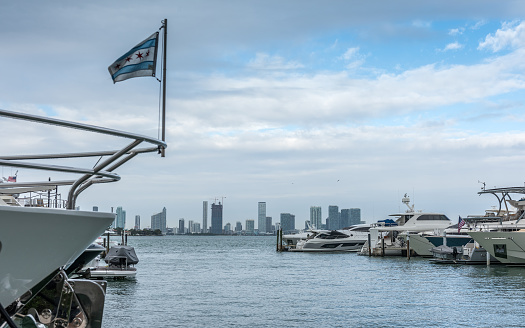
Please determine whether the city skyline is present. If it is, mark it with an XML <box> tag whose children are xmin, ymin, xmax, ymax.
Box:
<box><xmin>3</xmin><ymin>2</ymin><xmax>525</xmax><ymax>228</ymax></box>
<box><xmin>109</xmin><ymin>201</ymin><xmax>361</xmax><ymax>231</ymax></box>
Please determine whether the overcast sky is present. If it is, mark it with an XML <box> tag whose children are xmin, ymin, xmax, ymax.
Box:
<box><xmin>2</xmin><ymin>1</ymin><xmax>525</xmax><ymax>229</ymax></box>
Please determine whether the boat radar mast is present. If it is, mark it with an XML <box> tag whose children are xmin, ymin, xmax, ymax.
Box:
<box><xmin>402</xmin><ymin>193</ymin><xmax>415</xmax><ymax>212</ymax></box>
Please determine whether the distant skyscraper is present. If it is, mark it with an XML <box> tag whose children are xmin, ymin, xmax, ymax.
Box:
<box><xmin>280</xmin><ymin>213</ymin><xmax>295</xmax><ymax>233</ymax></box>
<box><xmin>265</xmin><ymin>216</ymin><xmax>272</xmax><ymax>233</ymax></box>
<box><xmin>188</xmin><ymin>220</ymin><xmax>194</xmax><ymax>233</ymax></box>
<box><xmin>328</xmin><ymin>205</ymin><xmax>340</xmax><ymax>230</ymax></box>
<box><xmin>340</xmin><ymin>209</ymin><xmax>350</xmax><ymax>228</ymax></box>
<box><xmin>235</xmin><ymin>221</ymin><xmax>242</xmax><ymax>232</ymax></box>
<box><xmin>350</xmin><ymin>208</ymin><xmax>361</xmax><ymax>225</ymax></box>
<box><xmin>203</xmin><ymin>201</ymin><xmax>208</xmax><ymax>233</ymax></box>
<box><xmin>224</xmin><ymin>222</ymin><xmax>231</xmax><ymax>233</ymax></box>
<box><xmin>134</xmin><ymin>215</ymin><xmax>140</xmax><ymax>230</ymax></box>
<box><xmin>211</xmin><ymin>202</ymin><xmax>223</xmax><ymax>234</ymax></box>
<box><xmin>151</xmin><ymin>207</ymin><xmax>167</xmax><ymax>234</ymax></box>
<box><xmin>310</xmin><ymin>206</ymin><xmax>322</xmax><ymax>229</ymax></box>
<box><xmin>192</xmin><ymin>222</ymin><xmax>201</xmax><ymax>233</ymax></box>
<box><xmin>178</xmin><ymin>218</ymin><xmax>185</xmax><ymax>234</ymax></box>
<box><xmin>116</xmin><ymin>206</ymin><xmax>126</xmax><ymax>229</ymax></box>
<box><xmin>246</xmin><ymin>219</ymin><xmax>255</xmax><ymax>233</ymax></box>
<box><xmin>258</xmin><ymin>202</ymin><xmax>266</xmax><ymax>233</ymax></box>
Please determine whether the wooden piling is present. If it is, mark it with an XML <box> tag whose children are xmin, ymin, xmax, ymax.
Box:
<box><xmin>407</xmin><ymin>238</ymin><xmax>411</xmax><ymax>260</ymax></box>
<box><xmin>276</xmin><ymin>229</ymin><xmax>280</xmax><ymax>252</ymax></box>
<box><xmin>367</xmin><ymin>233</ymin><xmax>371</xmax><ymax>257</ymax></box>
<box><xmin>381</xmin><ymin>234</ymin><xmax>385</xmax><ymax>257</ymax></box>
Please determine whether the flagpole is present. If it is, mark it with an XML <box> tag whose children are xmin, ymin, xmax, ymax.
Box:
<box><xmin>161</xmin><ymin>18</ymin><xmax>167</xmax><ymax>157</ymax></box>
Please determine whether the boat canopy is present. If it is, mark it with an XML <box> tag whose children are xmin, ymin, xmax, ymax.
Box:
<box><xmin>105</xmin><ymin>245</ymin><xmax>139</xmax><ymax>265</ymax></box>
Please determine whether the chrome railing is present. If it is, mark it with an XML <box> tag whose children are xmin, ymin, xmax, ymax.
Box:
<box><xmin>0</xmin><ymin>109</ymin><xmax>166</xmax><ymax>209</ymax></box>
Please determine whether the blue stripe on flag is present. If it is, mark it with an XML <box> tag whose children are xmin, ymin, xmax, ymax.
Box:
<box><xmin>113</xmin><ymin>38</ymin><xmax>157</xmax><ymax>63</ymax></box>
<box><xmin>112</xmin><ymin>61</ymin><xmax>155</xmax><ymax>80</ymax></box>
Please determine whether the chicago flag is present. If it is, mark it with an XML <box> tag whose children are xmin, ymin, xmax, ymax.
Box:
<box><xmin>108</xmin><ymin>32</ymin><xmax>159</xmax><ymax>83</ymax></box>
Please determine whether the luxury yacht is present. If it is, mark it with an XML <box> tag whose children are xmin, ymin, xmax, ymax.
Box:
<box><xmin>359</xmin><ymin>194</ymin><xmax>452</xmax><ymax>256</ymax></box>
<box><xmin>0</xmin><ymin>109</ymin><xmax>166</xmax><ymax>328</ymax></box>
<box><xmin>291</xmin><ymin>226</ymin><xmax>369</xmax><ymax>252</ymax></box>
<box><xmin>465</xmin><ymin>187</ymin><xmax>525</xmax><ymax>264</ymax></box>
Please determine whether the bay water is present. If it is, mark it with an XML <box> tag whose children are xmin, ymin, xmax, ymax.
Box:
<box><xmin>102</xmin><ymin>235</ymin><xmax>525</xmax><ymax>327</ymax></box>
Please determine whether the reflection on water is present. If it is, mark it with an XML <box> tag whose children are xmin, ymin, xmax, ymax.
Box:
<box><xmin>102</xmin><ymin>236</ymin><xmax>525</xmax><ymax>328</ymax></box>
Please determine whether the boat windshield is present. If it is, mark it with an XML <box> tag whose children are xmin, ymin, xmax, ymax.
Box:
<box><xmin>316</xmin><ymin>231</ymin><xmax>349</xmax><ymax>239</ymax></box>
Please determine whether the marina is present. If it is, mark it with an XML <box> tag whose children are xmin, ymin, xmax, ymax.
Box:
<box><xmin>4</xmin><ymin>3</ymin><xmax>525</xmax><ymax>328</ymax></box>
<box><xmin>102</xmin><ymin>235</ymin><xmax>525</xmax><ymax>328</ymax></box>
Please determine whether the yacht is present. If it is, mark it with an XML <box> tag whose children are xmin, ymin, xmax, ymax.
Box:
<box><xmin>0</xmin><ymin>108</ymin><xmax>166</xmax><ymax>328</ymax></box>
<box><xmin>83</xmin><ymin>245</ymin><xmax>139</xmax><ymax>279</ymax></box>
<box><xmin>467</xmin><ymin>186</ymin><xmax>525</xmax><ymax>264</ymax></box>
<box><xmin>359</xmin><ymin>194</ymin><xmax>452</xmax><ymax>256</ymax></box>
<box><xmin>291</xmin><ymin>226</ymin><xmax>369</xmax><ymax>252</ymax></box>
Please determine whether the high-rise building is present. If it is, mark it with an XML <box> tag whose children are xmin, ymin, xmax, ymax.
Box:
<box><xmin>328</xmin><ymin>205</ymin><xmax>340</xmax><ymax>230</ymax></box>
<box><xmin>340</xmin><ymin>209</ymin><xmax>350</xmax><ymax>228</ymax></box>
<box><xmin>134</xmin><ymin>215</ymin><xmax>140</xmax><ymax>230</ymax></box>
<box><xmin>350</xmin><ymin>208</ymin><xmax>361</xmax><ymax>225</ymax></box>
<box><xmin>211</xmin><ymin>202</ymin><xmax>223</xmax><ymax>234</ymax></box>
<box><xmin>116</xmin><ymin>206</ymin><xmax>126</xmax><ymax>229</ymax></box>
<box><xmin>245</xmin><ymin>219</ymin><xmax>255</xmax><ymax>234</ymax></box>
<box><xmin>203</xmin><ymin>201</ymin><xmax>208</xmax><ymax>233</ymax></box>
<box><xmin>188</xmin><ymin>220</ymin><xmax>194</xmax><ymax>233</ymax></box>
<box><xmin>258</xmin><ymin>202</ymin><xmax>266</xmax><ymax>233</ymax></box>
<box><xmin>280</xmin><ymin>213</ymin><xmax>295</xmax><ymax>233</ymax></box>
<box><xmin>265</xmin><ymin>216</ymin><xmax>272</xmax><ymax>233</ymax></box>
<box><xmin>151</xmin><ymin>207</ymin><xmax>167</xmax><ymax>234</ymax></box>
<box><xmin>224</xmin><ymin>222</ymin><xmax>231</xmax><ymax>233</ymax></box>
<box><xmin>192</xmin><ymin>222</ymin><xmax>201</xmax><ymax>233</ymax></box>
<box><xmin>178</xmin><ymin>218</ymin><xmax>185</xmax><ymax>234</ymax></box>
<box><xmin>235</xmin><ymin>221</ymin><xmax>242</xmax><ymax>232</ymax></box>
<box><xmin>310</xmin><ymin>206</ymin><xmax>322</xmax><ymax>229</ymax></box>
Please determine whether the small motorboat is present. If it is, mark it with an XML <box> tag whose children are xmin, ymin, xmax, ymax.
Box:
<box><xmin>85</xmin><ymin>245</ymin><xmax>139</xmax><ymax>279</ymax></box>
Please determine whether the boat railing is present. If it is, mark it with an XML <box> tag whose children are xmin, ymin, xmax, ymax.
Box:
<box><xmin>0</xmin><ymin>109</ymin><xmax>166</xmax><ymax>209</ymax></box>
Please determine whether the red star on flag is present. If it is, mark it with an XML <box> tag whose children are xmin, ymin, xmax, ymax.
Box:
<box><xmin>136</xmin><ymin>52</ymin><xmax>143</xmax><ymax>60</ymax></box>
<box><xmin>126</xmin><ymin>56</ymin><xmax>132</xmax><ymax>62</ymax></box>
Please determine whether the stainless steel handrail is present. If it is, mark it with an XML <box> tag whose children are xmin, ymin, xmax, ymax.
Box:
<box><xmin>0</xmin><ymin>109</ymin><xmax>167</xmax><ymax>209</ymax></box>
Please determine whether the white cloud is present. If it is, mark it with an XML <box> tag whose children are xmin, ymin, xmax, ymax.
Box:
<box><xmin>341</xmin><ymin>47</ymin><xmax>360</xmax><ymax>60</ymax></box>
<box><xmin>247</xmin><ymin>53</ymin><xmax>303</xmax><ymax>70</ymax></box>
<box><xmin>478</xmin><ymin>20</ymin><xmax>525</xmax><ymax>52</ymax></box>
<box><xmin>443</xmin><ymin>42</ymin><xmax>463</xmax><ymax>51</ymax></box>
<box><xmin>449</xmin><ymin>27</ymin><xmax>464</xmax><ymax>36</ymax></box>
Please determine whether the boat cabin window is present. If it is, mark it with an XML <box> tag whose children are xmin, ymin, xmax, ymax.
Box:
<box><xmin>352</xmin><ymin>227</ymin><xmax>370</xmax><ymax>232</ymax></box>
<box><xmin>317</xmin><ymin>231</ymin><xmax>349</xmax><ymax>239</ymax></box>
<box><xmin>416</xmin><ymin>215</ymin><xmax>449</xmax><ymax>221</ymax></box>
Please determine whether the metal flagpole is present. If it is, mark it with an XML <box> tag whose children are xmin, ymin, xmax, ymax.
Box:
<box><xmin>161</xmin><ymin>18</ymin><xmax>167</xmax><ymax>157</ymax></box>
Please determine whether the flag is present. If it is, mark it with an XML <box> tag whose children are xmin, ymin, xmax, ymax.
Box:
<box><xmin>458</xmin><ymin>216</ymin><xmax>465</xmax><ymax>233</ymax></box>
<box><xmin>7</xmin><ymin>176</ymin><xmax>16</xmax><ymax>182</ymax></box>
<box><xmin>108</xmin><ymin>32</ymin><xmax>159</xmax><ymax>83</ymax></box>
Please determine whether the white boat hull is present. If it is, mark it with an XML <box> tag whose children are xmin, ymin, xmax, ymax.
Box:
<box><xmin>469</xmin><ymin>231</ymin><xmax>525</xmax><ymax>264</ymax></box>
<box><xmin>0</xmin><ymin>206</ymin><xmax>114</xmax><ymax>306</ymax></box>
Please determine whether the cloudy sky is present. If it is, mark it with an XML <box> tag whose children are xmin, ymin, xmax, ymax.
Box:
<box><xmin>2</xmin><ymin>1</ymin><xmax>525</xmax><ymax>229</ymax></box>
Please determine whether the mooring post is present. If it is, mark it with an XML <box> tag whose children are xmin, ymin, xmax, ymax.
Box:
<box><xmin>368</xmin><ymin>233</ymin><xmax>371</xmax><ymax>257</ymax></box>
<box><xmin>487</xmin><ymin>248</ymin><xmax>490</xmax><ymax>266</ymax></box>
<box><xmin>381</xmin><ymin>234</ymin><xmax>385</xmax><ymax>257</ymax></box>
<box><xmin>276</xmin><ymin>229</ymin><xmax>280</xmax><ymax>252</ymax></box>
<box><xmin>407</xmin><ymin>237</ymin><xmax>411</xmax><ymax>260</ymax></box>
<box><xmin>279</xmin><ymin>229</ymin><xmax>283</xmax><ymax>251</ymax></box>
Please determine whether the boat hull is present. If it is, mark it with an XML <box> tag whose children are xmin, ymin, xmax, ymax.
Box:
<box><xmin>0</xmin><ymin>206</ymin><xmax>114</xmax><ymax>306</ymax></box>
<box><xmin>292</xmin><ymin>240</ymin><xmax>365</xmax><ymax>252</ymax></box>
<box><xmin>469</xmin><ymin>231</ymin><xmax>525</xmax><ymax>264</ymax></box>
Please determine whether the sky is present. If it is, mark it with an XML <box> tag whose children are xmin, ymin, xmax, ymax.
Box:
<box><xmin>2</xmin><ymin>1</ymin><xmax>525</xmax><ymax>229</ymax></box>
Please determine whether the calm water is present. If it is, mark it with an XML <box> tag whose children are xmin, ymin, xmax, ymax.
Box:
<box><xmin>102</xmin><ymin>236</ymin><xmax>525</xmax><ymax>327</ymax></box>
